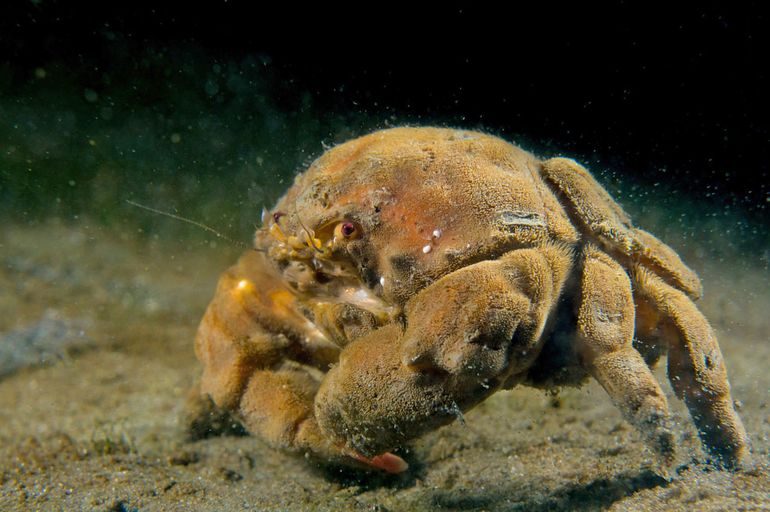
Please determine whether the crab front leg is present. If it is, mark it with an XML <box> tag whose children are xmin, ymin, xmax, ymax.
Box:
<box><xmin>315</xmin><ymin>244</ymin><xmax>574</xmax><ymax>456</ymax></box>
<box><xmin>192</xmin><ymin>251</ymin><xmax>406</xmax><ymax>473</ymax></box>
<box><xmin>575</xmin><ymin>245</ymin><xmax>676</xmax><ymax>467</ymax></box>
<box><xmin>633</xmin><ymin>267</ymin><xmax>751</xmax><ymax>469</ymax></box>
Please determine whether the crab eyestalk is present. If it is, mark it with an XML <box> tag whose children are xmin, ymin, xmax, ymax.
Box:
<box><xmin>268</xmin><ymin>222</ymin><xmax>288</xmax><ymax>243</ymax></box>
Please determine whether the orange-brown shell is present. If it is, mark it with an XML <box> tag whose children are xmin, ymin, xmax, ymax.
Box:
<box><xmin>259</xmin><ymin>126</ymin><xmax>700</xmax><ymax>305</ymax></box>
<box><xmin>262</xmin><ymin>127</ymin><xmax>578</xmax><ymax>305</ymax></box>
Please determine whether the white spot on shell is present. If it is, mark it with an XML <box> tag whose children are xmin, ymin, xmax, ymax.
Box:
<box><xmin>498</xmin><ymin>210</ymin><xmax>546</xmax><ymax>228</ymax></box>
<box><xmin>379</xmin><ymin>276</ymin><xmax>386</xmax><ymax>287</ymax></box>
<box><xmin>422</xmin><ymin>245</ymin><xmax>432</xmax><ymax>254</ymax></box>
<box><xmin>432</xmin><ymin>229</ymin><xmax>442</xmax><ymax>239</ymax></box>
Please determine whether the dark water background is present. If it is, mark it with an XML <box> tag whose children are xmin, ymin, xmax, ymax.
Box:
<box><xmin>1</xmin><ymin>2</ymin><xmax>767</xmax><ymax>252</ymax></box>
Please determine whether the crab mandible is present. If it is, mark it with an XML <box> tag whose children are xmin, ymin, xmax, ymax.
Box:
<box><xmin>192</xmin><ymin>127</ymin><xmax>750</xmax><ymax>473</ymax></box>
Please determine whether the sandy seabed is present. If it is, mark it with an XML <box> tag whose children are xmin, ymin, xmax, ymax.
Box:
<box><xmin>0</xmin><ymin>220</ymin><xmax>768</xmax><ymax>512</ymax></box>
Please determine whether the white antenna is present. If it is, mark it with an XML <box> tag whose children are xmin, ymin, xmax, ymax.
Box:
<box><xmin>125</xmin><ymin>199</ymin><xmax>249</xmax><ymax>249</ymax></box>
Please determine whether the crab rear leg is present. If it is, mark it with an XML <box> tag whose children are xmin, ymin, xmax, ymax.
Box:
<box><xmin>633</xmin><ymin>268</ymin><xmax>750</xmax><ymax>469</ymax></box>
<box><xmin>575</xmin><ymin>245</ymin><xmax>676</xmax><ymax>467</ymax></box>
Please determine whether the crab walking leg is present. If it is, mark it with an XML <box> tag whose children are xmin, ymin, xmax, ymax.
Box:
<box><xmin>633</xmin><ymin>268</ymin><xmax>750</xmax><ymax>468</ymax></box>
<box><xmin>540</xmin><ymin>157</ymin><xmax>703</xmax><ymax>298</ymax></box>
<box><xmin>575</xmin><ymin>246</ymin><xmax>676</xmax><ymax>466</ymax></box>
<box><xmin>194</xmin><ymin>252</ymin><xmax>407</xmax><ymax>472</ymax></box>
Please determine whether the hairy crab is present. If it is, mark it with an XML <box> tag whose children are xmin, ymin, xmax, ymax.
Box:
<box><xmin>191</xmin><ymin>127</ymin><xmax>750</xmax><ymax>473</ymax></box>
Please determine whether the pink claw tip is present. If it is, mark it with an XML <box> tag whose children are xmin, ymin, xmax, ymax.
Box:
<box><xmin>351</xmin><ymin>451</ymin><xmax>409</xmax><ymax>474</ymax></box>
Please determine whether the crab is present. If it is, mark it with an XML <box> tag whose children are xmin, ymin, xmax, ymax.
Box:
<box><xmin>191</xmin><ymin>127</ymin><xmax>750</xmax><ymax>474</ymax></box>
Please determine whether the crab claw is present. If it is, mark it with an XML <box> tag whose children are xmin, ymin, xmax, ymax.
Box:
<box><xmin>316</xmin><ymin>324</ymin><xmax>465</xmax><ymax>458</ymax></box>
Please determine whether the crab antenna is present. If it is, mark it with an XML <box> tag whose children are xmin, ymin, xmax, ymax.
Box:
<box><xmin>293</xmin><ymin>206</ymin><xmax>324</xmax><ymax>253</ymax></box>
<box><xmin>126</xmin><ymin>199</ymin><xmax>254</xmax><ymax>250</ymax></box>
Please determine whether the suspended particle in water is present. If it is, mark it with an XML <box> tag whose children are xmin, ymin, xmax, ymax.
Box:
<box><xmin>84</xmin><ymin>89</ymin><xmax>99</xmax><ymax>103</ymax></box>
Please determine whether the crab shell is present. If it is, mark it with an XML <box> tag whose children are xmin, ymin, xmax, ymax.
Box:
<box><xmin>260</xmin><ymin>127</ymin><xmax>580</xmax><ymax>305</ymax></box>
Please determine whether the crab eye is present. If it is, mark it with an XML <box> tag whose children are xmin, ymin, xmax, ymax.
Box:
<box><xmin>341</xmin><ymin>223</ymin><xmax>356</xmax><ymax>237</ymax></box>
<box><xmin>335</xmin><ymin>221</ymin><xmax>361</xmax><ymax>240</ymax></box>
